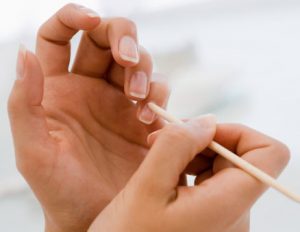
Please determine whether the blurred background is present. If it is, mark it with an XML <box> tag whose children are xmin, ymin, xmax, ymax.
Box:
<box><xmin>0</xmin><ymin>0</ymin><xmax>300</xmax><ymax>231</ymax></box>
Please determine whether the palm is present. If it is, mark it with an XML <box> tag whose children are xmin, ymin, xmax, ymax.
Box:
<box><xmin>12</xmin><ymin>7</ymin><xmax>168</xmax><ymax>230</ymax></box>
<box><xmin>41</xmin><ymin>72</ymin><xmax>150</xmax><ymax>227</ymax></box>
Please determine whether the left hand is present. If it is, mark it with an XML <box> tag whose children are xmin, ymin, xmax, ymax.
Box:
<box><xmin>8</xmin><ymin>4</ymin><xmax>170</xmax><ymax>232</ymax></box>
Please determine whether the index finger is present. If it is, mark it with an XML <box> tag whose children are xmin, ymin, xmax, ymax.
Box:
<box><xmin>36</xmin><ymin>3</ymin><xmax>100</xmax><ymax>76</ymax></box>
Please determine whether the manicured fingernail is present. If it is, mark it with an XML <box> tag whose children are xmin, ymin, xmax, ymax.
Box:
<box><xmin>139</xmin><ymin>104</ymin><xmax>156</xmax><ymax>125</ymax></box>
<box><xmin>129</xmin><ymin>72</ymin><xmax>148</xmax><ymax>98</ymax></box>
<box><xmin>17</xmin><ymin>44</ymin><xmax>26</xmax><ymax>80</ymax></box>
<box><xmin>76</xmin><ymin>4</ymin><xmax>99</xmax><ymax>18</ymax></box>
<box><xmin>119</xmin><ymin>36</ymin><xmax>139</xmax><ymax>63</ymax></box>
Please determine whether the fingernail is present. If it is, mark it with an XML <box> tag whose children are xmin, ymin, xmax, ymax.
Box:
<box><xmin>76</xmin><ymin>4</ymin><xmax>99</xmax><ymax>18</ymax></box>
<box><xmin>17</xmin><ymin>44</ymin><xmax>26</xmax><ymax>80</ymax></box>
<box><xmin>139</xmin><ymin>104</ymin><xmax>156</xmax><ymax>125</ymax></box>
<box><xmin>129</xmin><ymin>72</ymin><xmax>148</xmax><ymax>99</ymax></box>
<box><xmin>119</xmin><ymin>36</ymin><xmax>139</xmax><ymax>63</ymax></box>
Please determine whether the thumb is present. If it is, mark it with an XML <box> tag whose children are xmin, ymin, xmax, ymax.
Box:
<box><xmin>131</xmin><ymin>115</ymin><xmax>216</xmax><ymax>200</ymax></box>
<box><xmin>8</xmin><ymin>45</ymin><xmax>55</xmax><ymax>175</ymax></box>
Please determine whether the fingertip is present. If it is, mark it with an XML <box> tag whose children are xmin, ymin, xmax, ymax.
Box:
<box><xmin>147</xmin><ymin>130</ymin><xmax>160</xmax><ymax>145</ymax></box>
<box><xmin>137</xmin><ymin>102</ymin><xmax>157</xmax><ymax>125</ymax></box>
<box><xmin>8</xmin><ymin>44</ymin><xmax>27</xmax><ymax>115</ymax></box>
<box><xmin>22</xmin><ymin>50</ymin><xmax>45</xmax><ymax>106</ymax></box>
<box><xmin>16</xmin><ymin>44</ymin><xmax>27</xmax><ymax>81</ymax></box>
<box><xmin>125</xmin><ymin>71</ymin><xmax>149</xmax><ymax>100</ymax></box>
<box><xmin>8</xmin><ymin>46</ymin><xmax>45</xmax><ymax>120</ymax></box>
<box><xmin>120</xmin><ymin>53</ymin><xmax>140</xmax><ymax>65</ymax></box>
<box><xmin>183</xmin><ymin>114</ymin><xmax>217</xmax><ymax>149</ymax></box>
<box><xmin>74</xmin><ymin>4</ymin><xmax>100</xmax><ymax>18</ymax></box>
<box><xmin>59</xmin><ymin>3</ymin><xmax>101</xmax><ymax>31</ymax></box>
<box><xmin>118</xmin><ymin>34</ymin><xmax>139</xmax><ymax>64</ymax></box>
<box><xmin>136</xmin><ymin>77</ymin><xmax>170</xmax><ymax>125</ymax></box>
<box><xmin>189</xmin><ymin>114</ymin><xmax>217</xmax><ymax>131</ymax></box>
<box><xmin>110</xmin><ymin>39</ymin><xmax>140</xmax><ymax>68</ymax></box>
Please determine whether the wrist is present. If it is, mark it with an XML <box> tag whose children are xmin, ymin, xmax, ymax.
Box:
<box><xmin>45</xmin><ymin>219</ymin><xmax>85</xmax><ymax>232</ymax></box>
<box><xmin>45</xmin><ymin>221</ymin><xmax>65</xmax><ymax>232</ymax></box>
<box><xmin>44</xmin><ymin>208</ymin><xmax>99</xmax><ymax>232</ymax></box>
<box><xmin>45</xmin><ymin>224</ymin><xmax>85</xmax><ymax>232</ymax></box>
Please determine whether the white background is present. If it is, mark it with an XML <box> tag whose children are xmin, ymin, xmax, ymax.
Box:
<box><xmin>0</xmin><ymin>0</ymin><xmax>299</xmax><ymax>231</ymax></box>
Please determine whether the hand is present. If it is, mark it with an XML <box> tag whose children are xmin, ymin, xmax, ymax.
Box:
<box><xmin>89</xmin><ymin>118</ymin><xmax>290</xmax><ymax>232</ymax></box>
<box><xmin>8</xmin><ymin>4</ymin><xmax>169</xmax><ymax>232</ymax></box>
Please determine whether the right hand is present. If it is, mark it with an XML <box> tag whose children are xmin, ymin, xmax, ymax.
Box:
<box><xmin>89</xmin><ymin>117</ymin><xmax>290</xmax><ymax>232</ymax></box>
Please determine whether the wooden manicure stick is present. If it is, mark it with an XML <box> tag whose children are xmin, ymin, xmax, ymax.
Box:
<box><xmin>148</xmin><ymin>102</ymin><xmax>300</xmax><ymax>203</ymax></box>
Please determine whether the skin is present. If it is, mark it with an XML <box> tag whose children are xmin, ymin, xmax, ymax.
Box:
<box><xmin>7</xmin><ymin>3</ymin><xmax>290</xmax><ymax>232</ymax></box>
<box><xmin>89</xmin><ymin>118</ymin><xmax>290</xmax><ymax>232</ymax></box>
<box><xmin>8</xmin><ymin>3</ymin><xmax>170</xmax><ymax>232</ymax></box>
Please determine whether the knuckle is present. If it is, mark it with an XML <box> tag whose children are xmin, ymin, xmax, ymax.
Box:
<box><xmin>60</xmin><ymin>3</ymin><xmax>79</xmax><ymax>15</ymax></box>
<box><xmin>231</xmin><ymin>123</ymin><xmax>291</xmax><ymax>166</ymax></box>
<box><xmin>37</xmin><ymin>26</ymin><xmax>43</xmax><ymax>36</ymax></box>
<box><xmin>231</xmin><ymin>123</ymin><xmax>248</xmax><ymax>131</ymax></box>
<box><xmin>272</xmin><ymin>141</ymin><xmax>291</xmax><ymax>165</ymax></box>
<box><xmin>37</xmin><ymin>3</ymin><xmax>75</xmax><ymax>38</ymax></box>
<box><xmin>37</xmin><ymin>21</ymin><xmax>49</xmax><ymax>38</ymax></box>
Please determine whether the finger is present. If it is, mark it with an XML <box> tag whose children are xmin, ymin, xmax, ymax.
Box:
<box><xmin>212</xmin><ymin>154</ymin><xmax>235</xmax><ymax>173</ymax></box>
<box><xmin>71</xmin><ymin>31</ymin><xmax>112</xmax><ymax>78</ymax></box>
<box><xmin>164</xmin><ymin>123</ymin><xmax>215</xmax><ymax>177</ymax></box>
<box><xmin>108</xmin><ymin>46</ymin><xmax>153</xmax><ymax>100</ymax></box>
<box><xmin>184</xmin><ymin>155</ymin><xmax>213</xmax><ymax>176</ymax></box>
<box><xmin>106</xmin><ymin>62</ymin><xmax>124</xmax><ymax>90</ymax></box>
<box><xmin>72</xmin><ymin>17</ymin><xmax>139</xmax><ymax>77</ymax></box>
<box><xmin>36</xmin><ymin>3</ymin><xmax>100</xmax><ymax>76</ymax></box>
<box><xmin>191</xmin><ymin>124</ymin><xmax>290</xmax><ymax>221</ymax></box>
<box><xmin>212</xmin><ymin>123</ymin><xmax>290</xmax><ymax>175</ymax></box>
<box><xmin>124</xmin><ymin>47</ymin><xmax>153</xmax><ymax>100</ymax></box>
<box><xmin>194</xmin><ymin>169</ymin><xmax>213</xmax><ymax>185</ymax></box>
<box><xmin>132</xmin><ymin>115</ymin><xmax>216</xmax><ymax>199</ymax></box>
<box><xmin>8</xmin><ymin>46</ymin><xmax>55</xmax><ymax>176</ymax></box>
<box><xmin>137</xmin><ymin>73</ymin><xmax>170</xmax><ymax>127</ymax></box>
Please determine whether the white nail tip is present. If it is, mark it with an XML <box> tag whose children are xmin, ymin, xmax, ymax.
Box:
<box><xmin>86</xmin><ymin>12</ymin><xmax>100</xmax><ymax>18</ymax></box>
<box><xmin>120</xmin><ymin>54</ymin><xmax>139</xmax><ymax>63</ymax></box>
<box><xmin>139</xmin><ymin>115</ymin><xmax>154</xmax><ymax>125</ymax></box>
<box><xmin>129</xmin><ymin>92</ymin><xmax>146</xmax><ymax>99</ymax></box>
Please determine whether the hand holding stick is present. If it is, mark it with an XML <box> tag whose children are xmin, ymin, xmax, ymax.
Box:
<box><xmin>148</xmin><ymin>102</ymin><xmax>300</xmax><ymax>203</ymax></box>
